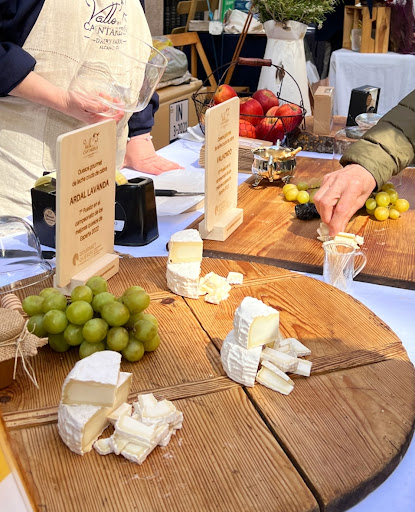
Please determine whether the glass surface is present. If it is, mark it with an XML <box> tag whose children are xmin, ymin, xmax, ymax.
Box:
<box><xmin>323</xmin><ymin>241</ymin><xmax>367</xmax><ymax>294</ymax></box>
<box><xmin>0</xmin><ymin>216</ymin><xmax>53</xmax><ymax>294</ymax></box>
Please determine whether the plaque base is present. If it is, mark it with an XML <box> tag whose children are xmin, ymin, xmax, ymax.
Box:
<box><xmin>198</xmin><ymin>208</ymin><xmax>243</xmax><ymax>241</ymax></box>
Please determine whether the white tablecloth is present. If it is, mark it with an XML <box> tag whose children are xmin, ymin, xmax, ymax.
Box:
<box><xmin>328</xmin><ymin>49</ymin><xmax>415</xmax><ymax>116</ymax></box>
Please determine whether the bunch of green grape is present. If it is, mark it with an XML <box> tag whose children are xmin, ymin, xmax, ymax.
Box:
<box><xmin>282</xmin><ymin>182</ymin><xmax>320</xmax><ymax>204</ymax></box>
<box><xmin>365</xmin><ymin>182</ymin><xmax>410</xmax><ymax>221</ymax></box>
<box><xmin>22</xmin><ymin>276</ymin><xmax>160</xmax><ymax>362</ymax></box>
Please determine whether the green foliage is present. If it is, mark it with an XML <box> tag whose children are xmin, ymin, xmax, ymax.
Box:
<box><xmin>251</xmin><ymin>0</ymin><xmax>338</xmax><ymax>27</ymax></box>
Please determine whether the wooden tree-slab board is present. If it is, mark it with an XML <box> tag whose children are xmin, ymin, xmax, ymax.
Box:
<box><xmin>1</xmin><ymin>257</ymin><xmax>414</xmax><ymax>511</ymax></box>
<box><xmin>188</xmin><ymin>159</ymin><xmax>415</xmax><ymax>289</ymax></box>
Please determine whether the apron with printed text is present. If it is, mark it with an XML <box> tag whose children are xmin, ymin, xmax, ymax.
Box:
<box><xmin>0</xmin><ymin>0</ymin><xmax>151</xmax><ymax>217</ymax></box>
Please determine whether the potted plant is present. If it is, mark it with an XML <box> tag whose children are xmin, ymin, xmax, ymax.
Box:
<box><xmin>251</xmin><ymin>0</ymin><xmax>338</xmax><ymax>117</ymax></box>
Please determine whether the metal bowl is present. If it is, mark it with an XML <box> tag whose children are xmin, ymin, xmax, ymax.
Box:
<box><xmin>251</xmin><ymin>142</ymin><xmax>302</xmax><ymax>187</ymax></box>
<box><xmin>355</xmin><ymin>113</ymin><xmax>382</xmax><ymax>130</ymax></box>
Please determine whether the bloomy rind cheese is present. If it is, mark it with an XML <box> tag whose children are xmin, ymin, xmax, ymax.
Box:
<box><xmin>226</xmin><ymin>272</ymin><xmax>244</xmax><ymax>285</ymax></box>
<box><xmin>256</xmin><ymin>366</ymin><xmax>294</xmax><ymax>395</ymax></box>
<box><xmin>168</xmin><ymin>229</ymin><xmax>203</xmax><ymax>264</ymax></box>
<box><xmin>166</xmin><ymin>261</ymin><xmax>201</xmax><ymax>299</ymax></box>
<box><xmin>221</xmin><ymin>330</ymin><xmax>262</xmax><ymax>387</ymax></box>
<box><xmin>233</xmin><ymin>296</ymin><xmax>280</xmax><ymax>349</ymax></box>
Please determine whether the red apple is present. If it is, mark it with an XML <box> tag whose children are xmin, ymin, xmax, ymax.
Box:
<box><xmin>256</xmin><ymin>117</ymin><xmax>285</xmax><ymax>143</ymax></box>
<box><xmin>213</xmin><ymin>84</ymin><xmax>237</xmax><ymax>104</ymax></box>
<box><xmin>252</xmin><ymin>89</ymin><xmax>279</xmax><ymax>114</ymax></box>
<box><xmin>239</xmin><ymin>97</ymin><xmax>263</xmax><ymax>126</ymax></box>
<box><xmin>239</xmin><ymin>119</ymin><xmax>256</xmax><ymax>138</ymax></box>
<box><xmin>275</xmin><ymin>102</ymin><xmax>303</xmax><ymax>133</ymax></box>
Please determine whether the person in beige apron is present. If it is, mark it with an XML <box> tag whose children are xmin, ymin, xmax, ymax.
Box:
<box><xmin>0</xmin><ymin>0</ymin><xmax>180</xmax><ymax>218</ymax></box>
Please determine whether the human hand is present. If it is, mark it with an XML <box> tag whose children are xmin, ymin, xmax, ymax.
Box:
<box><xmin>313</xmin><ymin>164</ymin><xmax>376</xmax><ymax>236</ymax></box>
<box><xmin>62</xmin><ymin>91</ymin><xmax>125</xmax><ymax>125</ymax></box>
<box><xmin>123</xmin><ymin>134</ymin><xmax>184</xmax><ymax>175</ymax></box>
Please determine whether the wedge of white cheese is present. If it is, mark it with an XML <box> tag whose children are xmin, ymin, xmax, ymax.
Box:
<box><xmin>256</xmin><ymin>361</ymin><xmax>294</xmax><ymax>395</ymax></box>
<box><xmin>168</xmin><ymin>229</ymin><xmax>203</xmax><ymax>264</ymax></box>
<box><xmin>166</xmin><ymin>261</ymin><xmax>201</xmax><ymax>299</ymax></box>
<box><xmin>135</xmin><ymin>399</ymin><xmax>178</xmax><ymax>426</ymax></box>
<box><xmin>261</xmin><ymin>347</ymin><xmax>299</xmax><ymax>373</ymax></box>
<box><xmin>107</xmin><ymin>402</ymin><xmax>132</xmax><ymax>425</ymax></box>
<box><xmin>121</xmin><ymin>442</ymin><xmax>154</xmax><ymax>465</ymax></box>
<box><xmin>58</xmin><ymin>371</ymin><xmax>132</xmax><ymax>455</ymax></box>
<box><xmin>233</xmin><ymin>297</ymin><xmax>280</xmax><ymax>349</ymax></box>
<box><xmin>221</xmin><ymin>330</ymin><xmax>262</xmax><ymax>387</ymax></box>
<box><xmin>61</xmin><ymin>351</ymin><xmax>121</xmax><ymax>407</ymax></box>
<box><xmin>280</xmin><ymin>338</ymin><xmax>312</xmax><ymax>357</ymax></box>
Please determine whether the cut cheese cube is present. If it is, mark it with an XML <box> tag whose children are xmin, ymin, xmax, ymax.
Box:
<box><xmin>107</xmin><ymin>402</ymin><xmax>132</xmax><ymax>425</ymax></box>
<box><xmin>61</xmin><ymin>351</ymin><xmax>121</xmax><ymax>407</ymax></box>
<box><xmin>166</xmin><ymin>261</ymin><xmax>201</xmax><ymax>299</ymax></box>
<box><xmin>291</xmin><ymin>358</ymin><xmax>313</xmax><ymax>377</ymax></box>
<box><xmin>93</xmin><ymin>438</ymin><xmax>113</xmax><ymax>455</ymax></box>
<box><xmin>233</xmin><ymin>297</ymin><xmax>280</xmax><ymax>349</ymax></box>
<box><xmin>110</xmin><ymin>433</ymin><xmax>130</xmax><ymax>455</ymax></box>
<box><xmin>280</xmin><ymin>338</ymin><xmax>312</xmax><ymax>357</ymax></box>
<box><xmin>198</xmin><ymin>272</ymin><xmax>231</xmax><ymax>304</ymax></box>
<box><xmin>275</xmin><ymin>343</ymin><xmax>296</xmax><ymax>357</ymax></box>
<box><xmin>121</xmin><ymin>442</ymin><xmax>153</xmax><ymax>465</ymax></box>
<box><xmin>226</xmin><ymin>272</ymin><xmax>244</xmax><ymax>285</ymax></box>
<box><xmin>171</xmin><ymin>411</ymin><xmax>183</xmax><ymax>430</ymax></box>
<box><xmin>256</xmin><ymin>365</ymin><xmax>294</xmax><ymax>395</ymax></box>
<box><xmin>58</xmin><ymin>371</ymin><xmax>132</xmax><ymax>455</ymax></box>
<box><xmin>168</xmin><ymin>229</ymin><xmax>203</xmax><ymax>264</ymax></box>
<box><xmin>221</xmin><ymin>330</ymin><xmax>262</xmax><ymax>387</ymax></box>
<box><xmin>158</xmin><ymin>427</ymin><xmax>176</xmax><ymax>447</ymax></box>
<box><xmin>115</xmin><ymin>415</ymin><xmax>168</xmax><ymax>446</ymax></box>
<box><xmin>140</xmin><ymin>399</ymin><xmax>178</xmax><ymax>425</ymax></box>
<box><xmin>261</xmin><ymin>347</ymin><xmax>299</xmax><ymax>372</ymax></box>
<box><xmin>205</xmin><ymin>286</ymin><xmax>231</xmax><ymax>305</ymax></box>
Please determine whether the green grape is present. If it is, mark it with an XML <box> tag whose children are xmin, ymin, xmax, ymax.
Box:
<box><xmin>282</xmin><ymin>183</ymin><xmax>297</xmax><ymax>194</ymax></box>
<box><xmin>285</xmin><ymin>188</ymin><xmax>298</xmax><ymax>202</ymax></box>
<box><xmin>85</xmin><ymin>275</ymin><xmax>108</xmax><ymax>295</ymax></box>
<box><xmin>48</xmin><ymin>333</ymin><xmax>71</xmax><ymax>353</ymax></box>
<box><xmin>296</xmin><ymin>191</ymin><xmax>310</xmax><ymax>204</ymax></box>
<box><xmin>22</xmin><ymin>295</ymin><xmax>44</xmax><ymax>316</ymax></box>
<box><xmin>386</xmin><ymin>189</ymin><xmax>398</xmax><ymax>204</ymax></box>
<box><xmin>123</xmin><ymin>286</ymin><xmax>145</xmax><ymax>297</ymax></box>
<box><xmin>374</xmin><ymin>206</ymin><xmax>389</xmax><ymax>221</ymax></box>
<box><xmin>91</xmin><ymin>292</ymin><xmax>116</xmax><ymax>313</ymax></box>
<box><xmin>43</xmin><ymin>310</ymin><xmax>68</xmax><ymax>334</ymax></box>
<box><xmin>39</xmin><ymin>287</ymin><xmax>60</xmax><ymax>299</ymax></box>
<box><xmin>366</xmin><ymin>208</ymin><xmax>376</xmax><ymax>216</ymax></box>
<box><xmin>121</xmin><ymin>291</ymin><xmax>150</xmax><ymax>314</ymax></box>
<box><xmin>122</xmin><ymin>339</ymin><xmax>145</xmax><ymax>362</ymax></box>
<box><xmin>41</xmin><ymin>292</ymin><xmax>67</xmax><ymax>313</ymax></box>
<box><xmin>381</xmin><ymin>182</ymin><xmax>395</xmax><ymax>191</ymax></box>
<box><xmin>375</xmin><ymin>192</ymin><xmax>390</xmax><ymax>208</ymax></box>
<box><xmin>124</xmin><ymin>311</ymin><xmax>144</xmax><ymax>329</ymax></box>
<box><xmin>66</xmin><ymin>301</ymin><xmax>94</xmax><ymax>325</ymax></box>
<box><xmin>308</xmin><ymin>189</ymin><xmax>318</xmax><ymax>204</ymax></box>
<box><xmin>27</xmin><ymin>314</ymin><xmax>47</xmax><ymax>337</ymax></box>
<box><xmin>142</xmin><ymin>313</ymin><xmax>158</xmax><ymax>328</ymax></box>
<box><xmin>64</xmin><ymin>323</ymin><xmax>85</xmax><ymax>346</ymax></box>
<box><xmin>394</xmin><ymin>198</ymin><xmax>410</xmax><ymax>213</ymax></box>
<box><xmin>143</xmin><ymin>333</ymin><xmax>160</xmax><ymax>352</ymax></box>
<box><xmin>71</xmin><ymin>285</ymin><xmax>93</xmax><ymax>304</ymax></box>
<box><xmin>79</xmin><ymin>340</ymin><xmax>106</xmax><ymax>359</ymax></box>
<box><xmin>389</xmin><ymin>208</ymin><xmax>400</xmax><ymax>220</ymax></box>
<box><xmin>101</xmin><ymin>302</ymin><xmax>130</xmax><ymax>327</ymax></box>
<box><xmin>82</xmin><ymin>318</ymin><xmax>108</xmax><ymax>343</ymax></box>
<box><xmin>106</xmin><ymin>327</ymin><xmax>129</xmax><ymax>352</ymax></box>
<box><xmin>133</xmin><ymin>319</ymin><xmax>157</xmax><ymax>342</ymax></box>
<box><xmin>365</xmin><ymin>198</ymin><xmax>377</xmax><ymax>210</ymax></box>
<box><xmin>296</xmin><ymin>181</ymin><xmax>309</xmax><ymax>191</ymax></box>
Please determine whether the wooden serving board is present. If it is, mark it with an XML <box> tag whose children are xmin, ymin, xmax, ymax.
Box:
<box><xmin>1</xmin><ymin>258</ymin><xmax>414</xmax><ymax>512</ymax></box>
<box><xmin>188</xmin><ymin>158</ymin><xmax>415</xmax><ymax>289</ymax></box>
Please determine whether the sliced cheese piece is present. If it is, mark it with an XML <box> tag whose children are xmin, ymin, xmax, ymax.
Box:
<box><xmin>280</xmin><ymin>338</ymin><xmax>312</xmax><ymax>357</ymax></box>
<box><xmin>107</xmin><ymin>402</ymin><xmax>132</xmax><ymax>425</ymax></box>
<box><xmin>275</xmin><ymin>343</ymin><xmax>297</xmax><ymax>357</ymax></box>
<box><xmin>140</xmin><ymin>399</ymin><xmax>178</xmax><ymax>425</ymax></box>
<box><xmin>226</xmin><ymin>272</ymin><xmax>244</xmax><ymax>285</ymax></box>
<box><xmin>221</xmin><ymin>330</ymin><xmax>262</xmax><ymax>387</ymax></box>
<box><xmin>261</xmin><ymin>347</ymin><xmax>299</xmax><ymax>372</ymax></box>
<box><xmin>256</xmin><ymin>364</ymin><xmax>294</xmax><ymax>395</ymax></box>
<box><xmin>110</xmin><ymin>433</ymin><xmax>130</xmax><ymax>455</ymax></box>
<box><xmin>121</xmin><ymin>442</ymin><xmax>154</xmax><ymax>465</ymax></box>
<box><xmin>61</xmin><ymin>351</ymin><xmax>121</xmax><ymax>407</ymax></box>
<box><xmin>355</xmin><ymin>235</ymin><xmax>364</xmax><ymax>246</ymax></box>
<box><xmin>93</xmin><ymin>438</ymin><xmax>113</xmax><ymax>455</ymax></box>
<box><xmin>233</xmin><ymin>296</ymin><xmax>280</xmax><ymax>349</ymax></box>
<box><xmin>158</xmin><ymin>427</ymin><xmax>176</xmax><ymax>447</ymax></box>
<box><xmin>115</xmin><ymin>415</ymin><xmax>168</xmax><ymax>446</ymax></box>
<box><xmin>198</xmin><ymin>272</ymin><xmax>231</xmax><ymax>304</ymax></box>
<box><xmin>166</xmin><ymin>261</ymin><xmax>201</xmax><ymax>299</ymax></box>
<box><xmin>168</xmin><ymin>229</ymin><xmax>203</xmax><ymax>264</ymax></box>
<box><xmin>171</xmin><ymin>411</ymin><xmax>183</xmax><ymax>430</ymax></box>
<box><xmin>333</xmin><ymin>234</ymin><xmax>359</xmax><ymax>249</ymax></box>
<box><xmin>291</xmin><ymin>358</ymin><xmax>313</xmax><ymax>377</ymax></box>
<box><xmin>58</xmin><ymin>371</ymin><xmax>132</xmax><ymax>455</ymax></box>
<box><xmin>205</xmin><ymin>286</ymin><xmax>231</xmax><ymax>305</ymax></box>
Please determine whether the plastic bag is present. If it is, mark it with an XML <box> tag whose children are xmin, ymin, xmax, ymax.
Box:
<box><xmin>152</xmin><ymin>36</ymin><xmax>188</xmax><ymax>82</ymax></box>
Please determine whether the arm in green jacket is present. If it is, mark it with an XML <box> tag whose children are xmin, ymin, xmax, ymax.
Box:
<box><xmin>340</xmin><ymin>90</ymin><xmax>415</xmax><ymax>188</ymax></box>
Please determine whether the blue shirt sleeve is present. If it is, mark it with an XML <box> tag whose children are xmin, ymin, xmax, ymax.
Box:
<box><xmin>128</xmin><ymin>92</ymin><xmax>160</xmax><ymax>138</ymax></box>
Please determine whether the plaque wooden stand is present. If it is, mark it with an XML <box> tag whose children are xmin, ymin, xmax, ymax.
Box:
<box><xmin>198</xmin><ymin>97</ymin><xmax>243</xmax><ymax>241</ymax></box>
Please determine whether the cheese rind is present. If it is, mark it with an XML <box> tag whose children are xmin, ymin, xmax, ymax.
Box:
<box><xmin>61</xmin><ymin>351</ymin><xmax>121</xmax><ymax>407</ymax></box>
<box><xmin>107</xmin><ymin>402</ymin><xmax>132</xmax><ymax>425</ymax></box>
<box><xmin>93</xmin><ymin>438</ymin><xmax>113</xmax><ymax>455</ymax></box>
<box><xmin>261</xmin><ymin>347</ymin><xmax>299</xmax><ymax>372</ymax></box>
<box><xmin>221</xmin><ymin>330</ymin><xmax>262</xmax><ymax>387</ymax></box>
<box><xmin>256</xmin><ymin>366</ymin><xmax>294</xmax><ymax>395</ymax></box>
<box><xmin>233</xmin><ymin>297</ymin><xmax>280</xmax><ymax>349</ymax></box>
<box><xmin>168</xmin><ymin>229</ymin><xmax>203</xmax><ymax>264</ymax></box>
<box><xmin>166</xmin><ymin>261</ymin><xmax>201</xmax><ymax>299</ymax></box>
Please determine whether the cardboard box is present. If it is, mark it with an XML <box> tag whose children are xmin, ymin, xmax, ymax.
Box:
<box><xmin>313</xmin><ymin>86</ymin><xmax>335</xmax><ymax>136</ymax></box>
<box><xmin>152</xmin><ymin>80</ymin><xmax>204</xmax><ymax>150</ymax></box>
<box><xmin>346</xmin><ymin>85</ymin><xmax>380</xmax><ymax>126</ymax></box>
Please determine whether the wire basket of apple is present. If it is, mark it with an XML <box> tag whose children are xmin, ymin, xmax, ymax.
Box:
<box><xmin>192</xmin><ymin>57</ymin><xmax>306</xmax><ymax>143</ymax></box>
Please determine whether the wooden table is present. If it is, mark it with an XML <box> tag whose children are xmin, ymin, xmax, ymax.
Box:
<box><xmin>1</xmin><ymin>258</ymin><xmax>414</xmax><ymax>511</ymax></box>
<box><xmin>189</xmin><ymin>157</ymin><xmax>415</xmax><ymax>289</ymax></box>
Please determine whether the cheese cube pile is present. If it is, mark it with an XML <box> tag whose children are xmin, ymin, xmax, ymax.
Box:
<box><xmin>317</xmin><ymin>222</ymin><xmax>364</xmax><ymax>248</ymax></box>
<box><xmin>166</xmin><ymin>229</ymin><xmax>244</xmax><ymax>304</ymax></box>
<box><xmin>220</xmin><ymin>297</ymin><xmax>312</xmax><ymax>395</ymax></box>
<box><xmin>93</xmin><ymin>393</ymin><xmax>183</xmax><ymax>464</ymax></box>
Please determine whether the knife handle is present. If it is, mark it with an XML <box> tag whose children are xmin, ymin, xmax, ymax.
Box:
<box><xmin>155</xmin><ymin>189</ymin><xmax>176</xmax><ymax>196</ymax></box>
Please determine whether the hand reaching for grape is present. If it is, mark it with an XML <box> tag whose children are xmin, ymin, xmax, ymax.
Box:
<box><xmin>314</xmin><ymin>164</ymin><xmax>377</xmax><ymax>236</ymax></box>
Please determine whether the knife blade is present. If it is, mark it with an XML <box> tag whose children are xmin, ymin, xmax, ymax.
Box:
<box><xmin>155</xmin><ymin>189</ymin><xmax>204</xmax><ymax>197</ymax></box>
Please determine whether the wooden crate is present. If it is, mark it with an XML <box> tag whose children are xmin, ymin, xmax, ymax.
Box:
<box><xmin>343</xmin><ymin>5</ymin><xmax>391</xmax><ymax>53</ymax></box>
